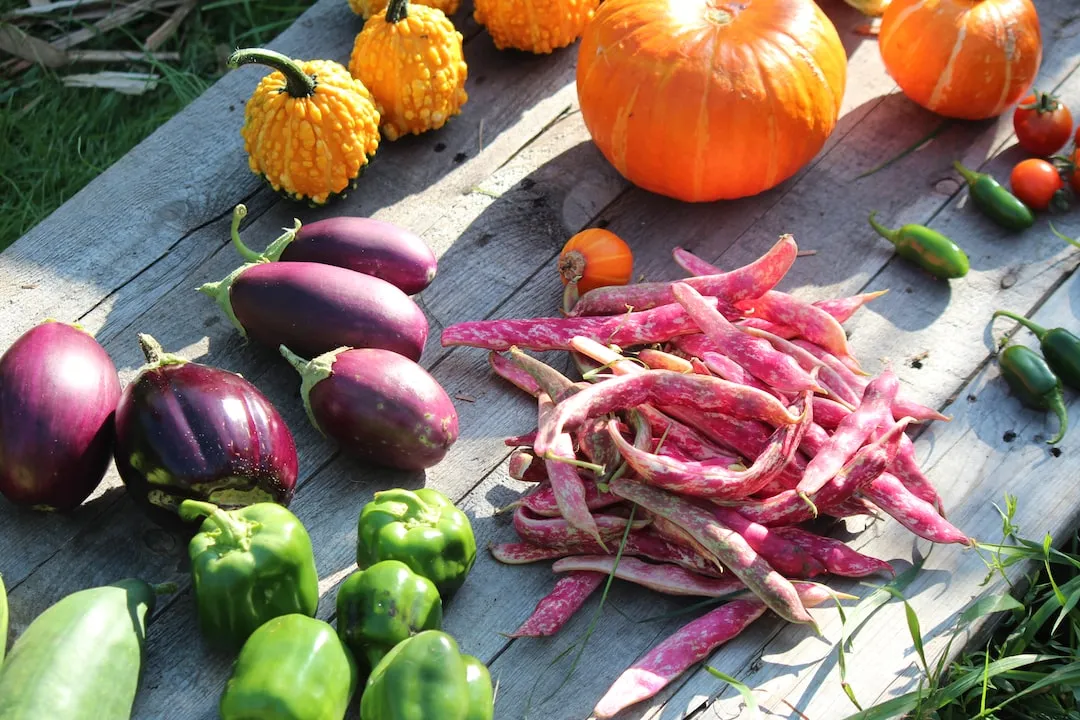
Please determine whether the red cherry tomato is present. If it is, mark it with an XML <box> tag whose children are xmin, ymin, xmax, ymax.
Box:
<box><xmin>1010</xmin><ymin>158</ymin><xmax>1065</xmax><ymax>211</ymax></box>
<box><xmin>1013</xmin><ymin>91</ymin><xmax>1074</xmax><ymax>156</ymax></box>
<box><xmin>1069</xmin><ymin>149</ymin><xmax>1080</xmax><ymax>195</ymax></box>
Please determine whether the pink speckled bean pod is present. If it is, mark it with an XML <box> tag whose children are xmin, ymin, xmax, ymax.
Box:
<box><xmin>648</xmin><ymin>515</ymin><xmax>726</xmax><ymax>571</ymax></box>
<box><xmin>512</xmin><ymin>506</ymin><xmax>650</xmax><ymax>548</ymax></box>
<box><xmin>507</xmin><ymin>571</ymin><xmax>606</xmax><ymax>638</ymax></box>
<box><xmin>442</xmin><ymin>299</ymin><xmax>715</xmax><ymax>351</ymax></box>
<box><xmin>609</xmin><ymin>477</ymin><xmax>814</xmax><ymax>625</ymax></box>
<box><xmin>672</xmin><ymin>247</ymin><xmax>724</xmax><ymax>276</ymax></box>
<box><xmin>793</xmin><ymin>340</ymin><xmax>951</xmax><ymax>424</ymax></box>
<box><xmin>576</xmin><ymin>416</ymin><xmax>624</xmax><ymax>471</ymax></box>
<box><xmin>871</xmin><ymin>424</ymin><xmax>944</xmax><ymax>513</ymax></box>
<box><xmin>517</xmin><ymin>479</ymin><xmax>622</xmax><ymax>518</ymax></box>
<box><xmin>552</xmin><ymin>555</ymin><xmax>745</xmax><ymax>598</ymax></box>
<box><xmin>488</xmin><ymin>351</ymin><xmax>541</xmax><ymax>397</ymax></box>
<box><xmin>701</xmin><ymin>351</ymin><xmax>795</xmax><ymax>405</ymax></box>
<box><xmin>813</xmin><ymin>397</ymin><xmax>854</xmax><ymax>430</ymax></box>
<box><xmin>508</xmin><ymin>448</ymin><xmax>546</xmax><ymax>483</ymax></box>
<box><xmin>689</xmin><ymin>357</ymin><xmax>714</xmax><ymax>376</ymax></box>
<box><xmin>508</xmin><ymin>346</ymin><xmax>576</xmax><ymax>400</ymax></box>
<box><xmin>638</xmin><ymin>348</ymin><xmax>695</xmax><ymax>373</ymax></box>
<box><xmin>741</xmin><ymin>325</ymin><xmax>859</xmax><ymax>408</ymax></box>
<box><xmin>673</xmin><ymin>282</ymin><xmax>825</xmax><ymax>394</ymax></box>
<box><xmin>771</xmin><ymin>526</ymin><xmax>894</xmax><ymax>577</ymax></box>
<box><xmin>737</xmin><ymin>317</ymin><xmax>800</xmax><ymax>339</ymax></box>
<box><xmin>534</xmin><ymin>370</ymin><xmax>802</xmax><ymax>456</ymax></box>
<box><xmin>824</xmin><ymin>496</ymin><xmax>880</xmax><ymax>519</ymax></box>
<box><xmin>710</xmin><ymin>506</ymin><xmax>827</xmax><ymax>578</ymax></box>
<box><xmin>541</xmin><ymin>392</ymin><xmax>606</xmax><ymax>545</ymax></box>
<box><xmin>861</xmin><ymin>473</ymin><xmax>970</xmax><ymax>545</ymax></box>
<box><xmin>637</xmin><ymin>405</ymin><xmax>740</xmax><ymax>463</ymax></box>
<box><xmin>591</xmin><ymin>581</ymin><xmax>838</xmax><ymax>719</ymax></box>
<box><xmin>796</xmin><ymin>370</ymin><xmax>899</xmax><ymax>496</ymax></box>
<box><xmin>489</xmin><ymin>534</ymin><xmax>724</xmax><ymax>577</ymax></box>
<box><xmin>736</xmin><ymin>290</ymin><xmax>854</xmax><ymax>361</ymax></box>
<box><xmin>815</xmin><ymin>290</ymin><xmax>889</xmax><ymax>324</ymax></box>
<box><xmin>489</xmin><ymin>541</ymin><xmax>575</xmax><ymax>565</ymax></box>
<box><xmin>605</xmin><ymin>396</ymin><xmax>809</xmax><ymax>500</ymax></box>
<box><xmin>505</xmin><ymin>431</ymin><xmax>538</xmax><ymax>447</ymax></box>
<box><xmin>568</xmin><ymin>235</ymin><xmax>798</xmax><ymax>317</ymax></box>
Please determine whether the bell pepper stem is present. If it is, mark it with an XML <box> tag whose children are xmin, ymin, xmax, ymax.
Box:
<box><xmin>952</xmin><ymin>160</ymin><xmax>979</xmax><ymax>186</ymax></box>
<box><xmin>228</xmin><ymin>48</ymin><xmax>315</xmax><ymax>98</ymax></box>
<box><xmin>178</xmin><ymin>499</ymin><xmax>249</xmax><ymax>548</ymax></box>
<box><xmin>992</xmin><ymin>309</ymin><xmax>1049</xmax><ymax>342</ymax></box>
<box><xmin>372</xmin><ymin>488</ymin><xmax>442</xmax><ymax>524</ymax></box>
<box><xmin>867</xmin><ymin>211</ymin><xmax>902</xmax><ymax>246</ymax></box>
<box><xmin>1046</xmin><ymin>392</ymin><xmax>1068</xmax><ymax>445</ymax></box>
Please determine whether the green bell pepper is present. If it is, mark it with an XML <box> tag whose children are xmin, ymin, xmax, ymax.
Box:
<box><xmin>356</xmin><ymin>488</ymin><xmax>477</xmax><ymax>596</ymax></box>
<box><xmin>359</xmin><ymin>630</ymin><xmax>493</xmax><ymax>720</ymax></box>
<box><xmin>220</xmin><ymin>614</ymin><xmax>357</xmax><ymax>720</ymax></box>
<box><xmin>180</xmin><ymin>499</ymin><xmax>320</xmax><ymax>650</ymax></box>
<box><xmin>336</xmin><ymin>560</ymin><xmax>443</xmax><ymax>672</ymax></box>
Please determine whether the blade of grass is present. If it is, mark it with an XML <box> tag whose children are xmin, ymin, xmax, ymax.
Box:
<box><xmin>704</xmin><ymin>666</ymin><xmax>762</xmax><ymax>720</ymax></box>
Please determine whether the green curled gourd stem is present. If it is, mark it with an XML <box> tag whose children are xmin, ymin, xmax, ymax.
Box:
<box><xmin>228</xmin><ymin>48</ymin><xmax>315</xmax><ymax>99</ymax></box>
<box><xmin>229</xmin><ymin>204</ymin><xmax>302</xmax><ymax>264</ymax></box>
<box><xmin>386</xmin><ymin>0</ymin><xmax>409</xmax><ymax>23</ymax></box>
<box><xmin>992</xmin><ymin>309</ymin><xmax>1049</xmax><ymax>342</ymax></box>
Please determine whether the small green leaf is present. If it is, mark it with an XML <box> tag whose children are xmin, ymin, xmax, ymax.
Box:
<box><xmin>704</xmin><ymin>666</ymin><xmax>761</xmax><ymax>720</ymax></box>
<box><xmin>958</xmin><ymin>594</ymin><xmax>1024</xmax><ymax>625</ymax></box>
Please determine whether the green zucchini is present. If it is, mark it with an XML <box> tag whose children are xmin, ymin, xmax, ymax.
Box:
<box><xmin>0</xmin><ymin>578</ymin><xmax>157</xmax><ymax>720</ymax></box>
<box><xmin>0</xmin><ymin>574</ymin><xmax>7</xmax><ymax>666</ymax></box>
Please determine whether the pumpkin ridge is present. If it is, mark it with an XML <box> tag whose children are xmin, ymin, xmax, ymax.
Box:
<box><xmin>927</xmin><ymin>24</ymin><xmax>967</xmax><ymax>110</ymax></box>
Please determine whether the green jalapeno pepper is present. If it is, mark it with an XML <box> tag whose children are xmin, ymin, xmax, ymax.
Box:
<box><xmin>998</xmin><ymin>344</ymin><xmax>1069</xmax><ymax>444</ymax></box>
<box><xmin>993</xmin><ymin>310</ymin><xmax>1080</xmax><ymax>391</ymax></box>
<box><xmin>867</xmin><ymin>212</ymin><xmax>970</xmax><ymax>279</ymax></box>
<box><xmin>954</xmin><ymin>161</ymin><xmax>1035</xmax><ymax>232</ymax></box>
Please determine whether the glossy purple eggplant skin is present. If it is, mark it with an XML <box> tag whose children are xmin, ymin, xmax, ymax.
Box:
<box><xmin>283</xmin><ymin>217</ymin><xmax>438</xmax><ymax>295</ymax></box>
<box><xmin>231</xmin><ymin>263</ymin><xmax>428</xmax><ymax>361</ymax></box>
<box><xmin>113</xmin><ymin>353</ymin><xmax>298</xmax><ymax>526</ymax></box>
<box><xmin>305</xmin><ymin>348</ymin><xmax>457</xmax><ymax>471</ymax></box>
<box><xmin>0</xmin><ymin>322</ymin><xmax>121</xmax><ymax>511</ymax></box>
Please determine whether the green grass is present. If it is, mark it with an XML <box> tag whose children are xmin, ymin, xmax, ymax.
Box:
<box><xmin>0</xmin><ymin>0</ymin><xmax>312</xmax><ymax>251</ymax></box>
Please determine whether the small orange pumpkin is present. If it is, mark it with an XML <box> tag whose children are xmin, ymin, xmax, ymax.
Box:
<box><xmin>474</xmin><ymin>0</ymin><xmax>599</xmax><ymax>54</ymax></box>
<box><xmin>558</xmin><ymin>228</ymin><xmax>634</xmax><ymax>295</ymax></box>
<box><xmin>878</xmin><ymin>0</ymin><xmax>1042</xmax><ymax>120</ymax></box>
<box><xmin>576</xmin><ymin>0</ymin><xmax>847</xmax><ymax>203</ymax></box>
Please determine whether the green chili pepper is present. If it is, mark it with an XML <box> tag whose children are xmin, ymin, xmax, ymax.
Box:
<box><xmin>998</xmin><ymin>344</ymin><xmax>1069</xmax><ymax>444</ymax></box>
<box><xmin>953</xmin><ymin>161</ymin><xmax>1035</xmax><ymax>231</ymax></box>
<box><xmin>867</xmin><ymin>212</ymin><xmax>970</xmax><ymax>279</ymax></box>
<box><xmin>993</xmin><ymin>310</ymin><xmax>1080</xmax><ymax>392</ymax></box>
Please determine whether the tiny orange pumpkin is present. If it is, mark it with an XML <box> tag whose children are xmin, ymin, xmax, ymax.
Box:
<box><xmin>558</xmin><ymin>228</ymin><xmax>634</xmax><ymax>296</ymax></box>
<box><xmin>878</xmin><ymin>0</ymin><xmax>1042</xmax><ymax>120</ymax></box>
<box><xmin>474</xmin><ymin>0</ymin><xmax>600</xmax><ymax>55</ymax></box>
<box><xmin>349</xmin><ymin>0</ymin><xmax>468</xmax><ymax>140</ymax></box>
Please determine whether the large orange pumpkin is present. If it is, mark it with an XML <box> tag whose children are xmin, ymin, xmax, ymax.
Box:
<box><xmin>878</xmin><ymin>0</ymin><xmax>1042</xmax><ymax>120</ymax></box>
<box><xmin>576</xmin><ymin>0</ymin><xmax>847</xmax><ymax>203</ymax></box>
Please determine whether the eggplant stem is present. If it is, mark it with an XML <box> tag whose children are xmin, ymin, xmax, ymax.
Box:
<box><xmin>136</xmin><ymin>333</ymin><xmax>187</xmax><ymax>367</ymax></box>
<box><xmin>229</xmin><ymin>205</ymin><xmax>261</xmax><ymax>262</ymax></box>
<box><xmin>991</xmin><ymin>309</ymin><xmax>1049</xmax><ymax>342</ymax></box>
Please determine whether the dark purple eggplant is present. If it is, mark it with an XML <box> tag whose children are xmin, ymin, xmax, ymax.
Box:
<box><xmin>280</xmin><ymin>345</ymin><xmax>458</xmax><ymax>471</ymax></box>
<box><xmin>229</xmin><ymin>204</ymin><xmax>438</xmax><ymax>295</ymax></box>
<box><xmin>0</xmin><ymin>321</ymin><xmax>121</xmax><ymax>511</ymax></box>
<box><xmin>114</xmin><ymin>334</ymin><xmax>298</xmax><ymax>526</ymax></box>
<box><xmin>199</xmin><ymin>260</ymin><xmax>428</xmax><ymax>361</ymax></box>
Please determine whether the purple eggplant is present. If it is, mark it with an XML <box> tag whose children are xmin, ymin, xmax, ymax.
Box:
<box><xmin>280</xmin><ymin>345</ymin><xmax>458</xmax><ymax>471</ymax></box>
<box><xmin>229</xmin><ymin>204</ymin><xmax>438</xmax><ymax>295</ymax></box>
<box><xmin>0</xmin><ymin>321</ymin><xmax>121</xmax><ymax>511</ymax></box>
<box><xmin>199</xmin><ymin>260</ymin><xmax>428</xmax><ymax>361</ymax></box>
<box><xmin>114</xmin><ymin>334</ymin><xmax>298</xmax><ymax>525</ymax></box>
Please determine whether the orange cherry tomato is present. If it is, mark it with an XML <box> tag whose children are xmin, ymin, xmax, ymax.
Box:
<box><xmin>1013</xmin><ymin>91</ymin><xmax>1073</xmax><ymax>157</ymax></box>
<box><xmin>558</xmin><ymin>228</ymin><xmax>634</xmax><ymax>295</ymax></box>
<box><xmin>1009</xmin><ymin>158</ymin><xmax>1065</xmax><ymax>211</ymax></box>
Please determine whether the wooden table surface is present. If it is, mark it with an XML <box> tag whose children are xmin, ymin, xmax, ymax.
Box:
<box><xmin>2</xmin><ymin>1</ymin><xmax>1079</xmax><ymax>718</ymax></box>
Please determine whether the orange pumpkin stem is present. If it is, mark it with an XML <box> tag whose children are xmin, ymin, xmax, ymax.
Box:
<box><xmin>558</xmin><ymin>250</ymin><xmax>587</xmax><ymax>284</ymax></box>
<box><xmin>385</xmin><ymin>0</ymin><xmax>409</xmax><ymax>23</ymax></box>
<box><xmin>228</xmin><ymin>48</ymin><xmax>316</xmax><ymax>98</ymax></box>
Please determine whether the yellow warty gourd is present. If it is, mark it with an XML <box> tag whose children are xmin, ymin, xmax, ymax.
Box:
<box><xmin>473</xmin><ymin>0</ymin><xmax>600</xmax><ymax>54</ymax></box>
<box><xmin>230</xmin><ymin>48</ymin><xmax>381</xmax><ymax>205</ymax></box>
<box><xmin>349</xmin><ymin>0</ymin><xmax>468</xmax><ymax>141</ymax></box>
<box><xmin>348</xmin><ymin>0</ymin><xmax>460</xmax><ymax>20</ymax></box>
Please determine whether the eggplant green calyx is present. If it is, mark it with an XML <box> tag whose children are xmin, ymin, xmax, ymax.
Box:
<box><xmin>279</xmin><ymin>344</ymin><xmax>349</xmax><ymax>436</ymax></box>
<box><xmin>198</xmin><ymin>263</ymin><xmax>258</xmax><ymax>336</ymax></box>
<box><xmin>179</xmin><ymin>499</ymin><xmax>252</xmax><ymax>549</ymax></box>
<box><xmin>229</xmin><ymin>203</ymin><xmax>303</xmax><ymax>264</ymax></box>
<box><xmin>137</xmin><ymin>333</ymin><xmax>189</xmax><ymax>372</ymax></box>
